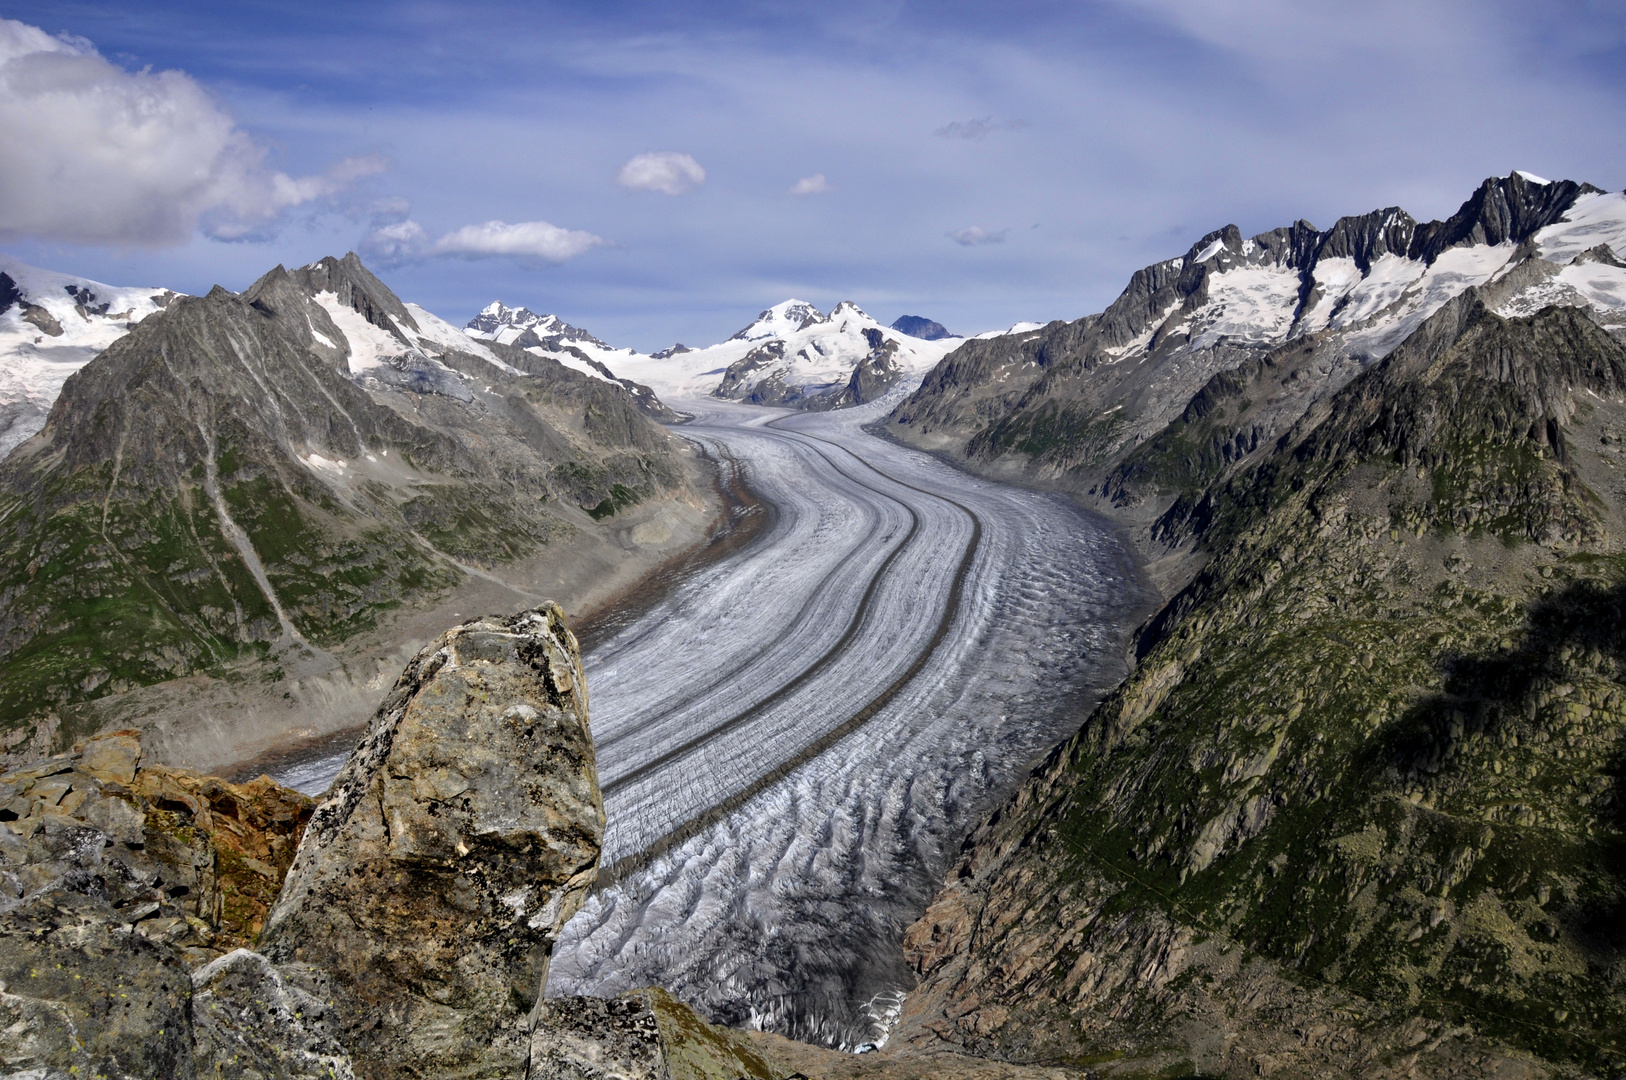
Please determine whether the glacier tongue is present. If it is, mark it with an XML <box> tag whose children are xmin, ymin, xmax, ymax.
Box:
<box><xmin>545</xmin><ymin>395</ymin><xmax>1151</xmax><ymax>1048</ymax></box>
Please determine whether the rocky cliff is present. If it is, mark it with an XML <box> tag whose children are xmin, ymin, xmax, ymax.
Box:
<box><xmin>884</xmin><ymin>298</ymin><xmax>1626</xmax><ymax>1077</ymax></box>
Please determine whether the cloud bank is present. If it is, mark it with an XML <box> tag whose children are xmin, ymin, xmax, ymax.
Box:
<box><xmin>0</xmin><ymin>18</ymin><xmax>380</xmax><ymax>246</ymax></box>
<box><xmin>617</xmin><ymin>151</ymin><xmax>706</xmax><ymax>195</ymax></box>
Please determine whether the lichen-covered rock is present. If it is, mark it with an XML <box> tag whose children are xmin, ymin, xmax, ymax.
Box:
<box><xmin>531</xmin><ymin>987</ymin><xmax>786</xmax><ymax>1080</ymax></box>
<box><xmin>0</xmin><ymin>884</ymin><xmax>197</xmax><ymax>1079</ymax></box>
<box><xmin>0</xmin><ymin>730</ymin><xmax>313</xmax><ymax>961</ymax></box>
<box><xmin>532</xmin><ymin>995</ymin><xmax>668</xmax><ymax>1079</ymax></box>
<box><xmin>190</xmin><ymin>948</ymin><xmax>356</xmax><ymax>1080</ymax></box>
<box><xmin>260</xmin><ymin>604</ymin><xmax>603</xmax><ymax>1080</ymax></box>
<box><xmin>0</xmin><ymin>730</ymin><xmax>315</xmax><ymax>1079</ymax></box>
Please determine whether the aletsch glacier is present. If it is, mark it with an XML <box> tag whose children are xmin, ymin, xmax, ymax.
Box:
<box><xmin>544</xmin><ymin>392</ymin><xmax>1148</xmax><ymax>1048</ymax></box>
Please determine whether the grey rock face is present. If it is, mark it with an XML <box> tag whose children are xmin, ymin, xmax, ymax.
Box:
<box><xmin>260</xmin><ymin>604</ymin><xmax>603</xmax><ymax>1080</ymax></box>
<box><xmin>714</xmin><ymin>340</ymin><xmax>789</xmax><ymax>401</ymax></box>
<box><xmin>531</xmin><ymin>996</ymin><xmax>668</xmax><ymax>1080</ymax></box>
<box><xmin>190</xmin><ymin>949</ymin><xmax>357</xmax><ymax>1080</ymax></box>
<box><xmin>0</xmin><ymin>885</ymin><xmax>197</xmax><ymax>1079</ymax></box>
<box><xmin>288</xmin><ymin>252</ymin><xmax>420</xmax><ymax>343</ymax></box>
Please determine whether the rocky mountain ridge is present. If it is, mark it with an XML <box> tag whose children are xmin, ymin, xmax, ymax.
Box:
<box><xmin>462</xmin><ymin>300</ymin><xmax>684</xmax><ymax>422</ymax></box>
<box><xmin>880</xmin><ymin>275</ymin><xmax>1626</xmax><ymax>1077</ymax></box>
<box><xmin>0</xmin><ymin>253</ymin><xmax>709</xmax><ymax>774</ymax></box>
<box><xmin>881</xmin><ymin>173</ymin><xmax>1626</xmax><ymax>543</ymax></box>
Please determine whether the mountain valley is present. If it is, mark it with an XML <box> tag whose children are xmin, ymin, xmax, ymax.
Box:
<box><xmin>6</xmin><ymin>170</ymin><xmax>1626</xmax><ymax>1079</ymax></box>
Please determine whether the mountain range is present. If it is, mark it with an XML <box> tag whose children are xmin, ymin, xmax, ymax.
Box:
<box><xmin>462</xmin><ymin>297</ymin><xmax>964</xmax><ymax>410</ymax></box>
<box><xmin>883</xmin><ymin>172</ymin><xmax>1626</xmax><ymax>545</ymax></box>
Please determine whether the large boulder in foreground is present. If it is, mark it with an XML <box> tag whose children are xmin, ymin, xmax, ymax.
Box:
<box><xmin>259</xmin><ymin>604</ymin><xmax>603</xmax><ymax>1080</ymax></box>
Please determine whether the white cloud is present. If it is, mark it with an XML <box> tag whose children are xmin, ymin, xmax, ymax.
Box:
<box><xmin>0</xmin><ymin>18</ymin><xmax>384</xmax><ymax>246</ymax></box>
<box><xmin>933</xmin><ymin>116</ymin><xmax>1029</xmax><ymax>140</ymax></box>
<box><xmin>616</xmin><ymin>151</ymin><xmax>706</xmax><ymax>195</ymax></box>
<box><xmin>788</xmin><ymin>173</ymin><xmax>834</xmax><ymax>196</ymax></box>
<box><xmin>363</xmin><ymin>218</ymin><xmax>609</xmax><ymax>263</ymax></box>
<box><xmin>947</xmin><ymin>225</ymin><xmax>1008</xmax><ymax>246</ymax></box>
<box><xmin>362</xmin><ymin>219</ymin><xmax>429</xmax><ymax>260</ymax></box>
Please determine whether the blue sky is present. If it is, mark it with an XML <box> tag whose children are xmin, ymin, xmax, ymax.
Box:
<box><xmin>1</xmin><ymin>0</ymin><xmax>1624</xmax><ymax>349</ymax></box>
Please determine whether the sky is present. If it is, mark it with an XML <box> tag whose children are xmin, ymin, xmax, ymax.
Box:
<box><xmin>1</xmin><ymin>1</ymin><xmax>1624</xmax><ymax>350</ymax></box>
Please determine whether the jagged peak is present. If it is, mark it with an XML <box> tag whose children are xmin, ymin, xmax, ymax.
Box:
<box><xmin>463</xmin><ymin>302</ymin><xmax>610</xmax><ymax>351</ymax></box>
<box><xmin>287</xmin><ymin>253</ymin><xmax>419</xmax><ymax>336</ymax></box>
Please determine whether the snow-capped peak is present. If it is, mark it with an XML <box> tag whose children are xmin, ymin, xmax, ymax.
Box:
<box><xmin>829</xmin><ymin>300</ymin><xmax>874</xmax><ymax>323</ymax></box>
<box><xmin>464</xmin><ymin>302</ymin><xmax>610</xmax><ymax>351</ymax></box>
<box><xmin>729</xmin><ymin>299</ymin><xmax>828</xmax><ymax>341</ymax></box>
<box><xmin>1515</xmin><ymin>170</ymin><xmax>1552</xmax><ymax>185</ymax></box>
<box><xmin>1</xmin><ymin>257</ymin><xmax>176</xmax><ymax>459</ymax></box>
<box><xmin>466</xmin><ymin>301</ymin><xmax>560</xmax><ymax>338</ymax></box>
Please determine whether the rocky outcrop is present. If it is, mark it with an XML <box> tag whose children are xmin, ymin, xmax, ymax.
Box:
<box><xmin>0</xmin><ymin>729</ymin><xmax>314</xmax><ymax>1078</ymax></box>
<box><xmin>715</xmin><ymin>340</ymin><xmax>792</xmax><ymax>402</ymax></box>
<box><xmin>260</xmin><ymin>604</ymin><xmax>603</xmax><ymax>1079</ymax></box>
<box><xmin>890</xmin><ymin>316</ymin><xmax>953</xmax><ymax>341</ymax></box>
<box><xmin>813</xmin><ymin>329</ymin><xmax>905</xmax><ymax>410</ymax></box>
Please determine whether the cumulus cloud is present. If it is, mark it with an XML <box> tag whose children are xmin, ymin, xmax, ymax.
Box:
<box><xmin>616</xmin><ymin>151</ymin><xmax>706</xmax><ymax>194</ymax></box>
<box><xmin>933</xmin><ymin>116</ymin><xmax>1029</xmax><ymax>140</ymax></box>
<box><xmin>787</xmin><ymin>173</ymin><xmax>834</xmax><ymax>196</ymax></box>
<box><xmin>947</xmin><ymin>226</ymin><xmax>1008</xmax><ymax>246</ymax></box>
<box><xmin>0</xmin><ymin>18</ymin><xmax>384</xmax><ymax>245</ymax></box>
<box><xmin>362</xmin><ymin>217</ymin><xmax>609</xmax><ymax>264</ymax></box>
